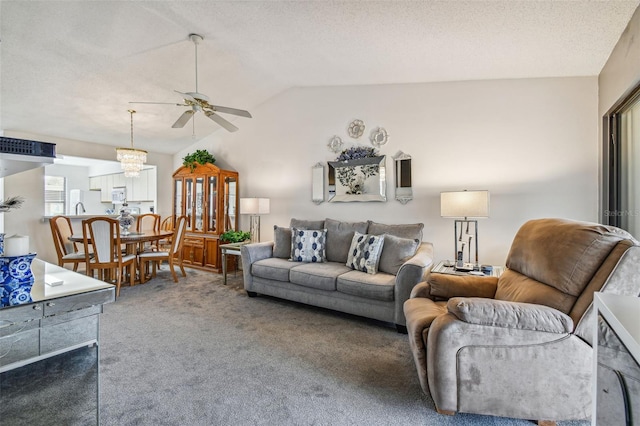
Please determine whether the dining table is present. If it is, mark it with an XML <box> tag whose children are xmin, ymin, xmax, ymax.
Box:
<box><xmin>69</xmin><ymin>229</ymin><xmax>174</xmax><ymax>283</ymax></box>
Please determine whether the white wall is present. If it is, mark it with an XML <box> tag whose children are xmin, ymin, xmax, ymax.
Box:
<box><xmin>175</xmin><ymin>77</ymin><xmax>599</xmax><ymax>265</ymax></box>
<box><xmin>2</xmin><ymin>131</ymin><xmax>173</xmax><ymax>264</ymax></box>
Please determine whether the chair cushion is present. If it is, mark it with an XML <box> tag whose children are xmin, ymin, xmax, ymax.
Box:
<box><xmin>324</xmin><ymin>218</ymin><xmax>369</xmax><ymax>263</ymax></box>
<box><xmin>273</xmin><ymin>225</ymin><xmax>292</xmax><ymax>259</ymax></box>
<box><xmin>62</xmin><ymin>252</ymin><xmax>87</xmax><ymax>260</ymax></box>
<box><xmin>252</xmin><ymin>258</ymin><xmax>299</xmax><ymax>282</ymax></box>
<box><xmin>378</xmin><ymin>234</ymin><xmax>420</xmax><ymax>275</ymax></box>
<box><xmin>337</xmin><ymin>270</ymin><xmax>395</xmax><ymax>301</ymax></box>
<box><xmin>345</xmin><ymin>232</ymin><xmax>385</xmax><ymax>274</ymax></box>
<box><xmin>289</xmin><ymin>262</ymin><xmax>351</xmax><ymax>291</ymax></box>
<box><xmin>367</xmin><ymin>221</ymin><xmax>424</xmax><ymax>241</ymax></box>
<box><xmin>290</xmin><ymin>228</ymin><xmax>327</xmax><ymax>262</ymax></box>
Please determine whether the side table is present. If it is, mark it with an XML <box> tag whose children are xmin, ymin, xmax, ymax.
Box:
<box><xmin>220</xmin><ymin>241</ymin><xmax>249</xmax><ymax>285</ymax></box>
<box><xmin>431</xmin><ymin>260</ymin><xmax>505</xmax><ymax>278</ymax></box>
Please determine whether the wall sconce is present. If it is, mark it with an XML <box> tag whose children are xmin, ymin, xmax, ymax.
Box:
<box><xmin>240</xmin><ymin>198</ymin><xmax>270</xmax><ymax>243</ymax></box>
<box><xmin>441</xmin><ymin>190</ymin><xmax>490</xmax><ymax>268</ymax></box>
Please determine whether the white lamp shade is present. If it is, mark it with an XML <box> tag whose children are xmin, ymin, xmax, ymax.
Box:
<box><xmin>240</xmin><ymin>198</ymin><xmax>270</xmax><ymax>215</ymax></box>
<box><xmin>441</xmin><ymin>190</ymin><xmax>490</xmax><ymax>218</ymax></box>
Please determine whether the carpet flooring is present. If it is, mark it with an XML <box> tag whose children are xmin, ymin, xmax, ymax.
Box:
<box><xmin>95</xmin><ymin>266</ymin><xmax>589</xmax><ymax>426</ymax></box>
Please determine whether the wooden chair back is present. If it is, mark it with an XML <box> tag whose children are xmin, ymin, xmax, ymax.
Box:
<box><xmin>50</xmin><ymin>215</ymin><xmax>77</xmax><ymax>259</ymax></box>
<box><xmin>136</xmin><ymin>213</ymin><xmax>161</xmax><ymax>233</ymax></box>
<box><xmin>82</xmin><ymin>217</ymin><xmax>123</xmax><ymax>266</ymax></box>
<box><xmin>170</xmin><ymin>216</ymin><xmax>188</xmax><ymax>256</ymax></box>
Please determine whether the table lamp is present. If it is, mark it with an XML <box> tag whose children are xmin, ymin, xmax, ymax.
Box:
<box><xmin>440</xmin><ymin>190</ymin><xmax>490</xmax><ymax>267</ymax></box>
<box><xmin>240</xmin><ymin>198</ymin><xmax>270</xmax><ymax>243</ymax></box>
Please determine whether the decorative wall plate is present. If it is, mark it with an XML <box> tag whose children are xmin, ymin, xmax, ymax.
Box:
<box><xmin>348</xmin><ymin>119</ymin><xmax>365</xmax><ymax>139</ymax></box>
<box><xmin>327</xmin><ymin>135</ymin><xmax>344</xmax><ymax>153</ymax></box>
<box><xmin>370</xmin><ymin>127</ymin><xmax>388</xmax><ymax>147</ymax></box>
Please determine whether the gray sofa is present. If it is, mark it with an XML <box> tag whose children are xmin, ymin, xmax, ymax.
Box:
<box><xmin>240</xmin><ymin>218</ymin><xmax>434</xmax><ymax>332</ymax></box>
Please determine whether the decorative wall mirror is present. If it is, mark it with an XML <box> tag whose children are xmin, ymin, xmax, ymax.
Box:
<box><xmin>312</xmin><ymin>162</ymin><xmax>325</xmax><ymax>204</ymax></box>
<box><xmin>393</xmin><ymin>151</ymin><xmax>412</xmax><ymax>204</ymax></box>
<box><xmin>327</xmin><ymin>156</ymin><xmax>386</xmax><ymax>203</ymax></box>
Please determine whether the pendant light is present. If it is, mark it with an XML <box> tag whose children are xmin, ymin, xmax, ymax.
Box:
<box><xmin>116</xmin><ymin>109</ymin><xmax>147</xmax><ymax>178</ymax></box>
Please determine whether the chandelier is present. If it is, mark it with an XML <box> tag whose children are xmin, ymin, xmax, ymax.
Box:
<box><xmin>116</xmin><ymin>109</ymin><xmax>147</xmax><ymax>178</ymax></box>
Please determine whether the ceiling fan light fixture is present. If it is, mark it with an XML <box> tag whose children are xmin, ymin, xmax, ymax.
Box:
<box><xmin>116</xmin><ymin>110</ymin><xmax>147</xmax><ymax>178</ymax></box>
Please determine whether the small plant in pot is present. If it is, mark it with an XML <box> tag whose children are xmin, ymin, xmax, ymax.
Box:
<box><xmin>220</xmin><ymin>230</ymin><xmax>251</xmax><ymax>244</ymax></box>
<box><xmin>182</xmin><ymin>149</ymin><xmax>216</xmax><ymax>172</ymax></box>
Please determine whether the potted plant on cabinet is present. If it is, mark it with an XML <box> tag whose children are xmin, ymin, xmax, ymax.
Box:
<box><xmin>182</xmin><ymin>149</ymin><xmax>216</xmax><ymax>172</ymax></box>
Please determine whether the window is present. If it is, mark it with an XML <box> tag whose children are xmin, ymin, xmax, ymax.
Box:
<box><xmin>44</xmin><ymin>176</ymin><xmax>66</xmax><ymax>216</ymax></box>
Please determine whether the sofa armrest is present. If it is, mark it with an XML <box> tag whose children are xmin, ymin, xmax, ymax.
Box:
<box><xmin>394</xmin><ymin>242</ymin><xmax>434</xmax><ymax>325</ymax></box>
<box><xmin>428</xmin><ymin>273</ymin><xmax>498</xmax><ymax>300</ymax></box>
<box><xmin>447</xmin><ymin>297</ymin><xmax>574</xmax><ymax>334</ymax></box>
<box><xmin>241</xmin><ymin>242</ymin><xmax>275</xmax><ymax>291</ymax></box>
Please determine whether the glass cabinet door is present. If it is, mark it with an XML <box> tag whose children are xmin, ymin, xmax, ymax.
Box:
<box><xmin>207</xmin><ymin>175</ymin><xmax>218</xmax><ymax>233</ymax></box>
<box><xmin>194</xmin><ymin>177</ymin><xmax>204</xmax><ymax>232</ymax></box>
<box><xmin>173</xmin><ymin>178</ymin><xmax>182</xmax><ymax>221</ymax></box>
<box><xmin>185</xmin><ymin>177</ymin><xmax>194</xmax><ymax>232</ymax></box>
<box><xmin>223</xmin><ymin>176</ymin><xmax>238</xmax><ymax>232</ymax></box>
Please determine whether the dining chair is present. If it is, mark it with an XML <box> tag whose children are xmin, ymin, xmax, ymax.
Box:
<box><xmin>158</xmin><ymin>215</ymin><xmax>175</xmax><ymax>250</ymax></box>
<box><xmin>136</xmin><ymin>213</ymin><xmax>161</xmax><ymax>250</ymax></box>
<box><xmin>138</xmin><ymin>215</ymin><xmax>187</xmax><ymax>283</ymax></box>
<box><xmin>49</xmin><ymin>215</ymin><xmax>88</xmax><ymax>271</ymax></box>
<box><xmin>82</xmin><ymin>217</ymin><xmax>136</xmax><ymax>298</ymax></box>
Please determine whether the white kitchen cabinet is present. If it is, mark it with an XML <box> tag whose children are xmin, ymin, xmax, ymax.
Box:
<box><xmin>89</xmin><ymin>176</ymin><xmax>100</xmax><ymax>190</ymax></box>
<box><xmin>93</xmin><ymin>168</ymin><xmax>156</xmax><ymax>203</ymax></box>
<box><xmin>99</xmin><ymin>175</ymin><xmax>113</xmax><ymax>202</ymax></box>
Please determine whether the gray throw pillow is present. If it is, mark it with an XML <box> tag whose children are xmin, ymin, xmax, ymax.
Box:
<box><xmin>290</xmin><ymin>218</ymin><xmax>325</xmax><ymax>230</ymax></box>
<box><xmin>290</xmin><ymin>228</ymin><xmax>327</xmax><ymax>262</ymax></box>
<box><xmin>367</xmin><ymin>221</ymin><xmax>424</xmax><ymax>242</ymax></box>
<box><xmin>378</xmin><ymin>234</ymin><xmax>420</xmax><ymax>275</ymax></box>
<box><xmin>346</xmin><ymin>231</ymin><xmax>385</xmax><ymax>274</ymax></box>
<box><xmin>273</xmin><ymin>225</ymin><xmax>292</xmax><ymax>259</ymax></box>
<box><xmin>324</xmin><ymin>218</ymin><xmax>369</xmax><ymax>263</ymax></box>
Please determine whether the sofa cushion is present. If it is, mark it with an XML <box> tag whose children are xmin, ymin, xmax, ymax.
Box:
<box><xmin>289</xmin><ymin>262</ymin><xmax>352</xmax><ymax>291</ymax></box>
<box><xmin>378</xmin><ymin>234</ymin><xmax>420</xmax><ymax>275</ymax></box>
<box><xmin>290</xmin><ymin>228</ymin><xmax>327</xmax><ymax>262</ymax></box>
<box><xmin>337</xmin><ymin>270</ymin><xmax>396</xmax><ymax>301</ymax></box>
<box><xmin>367</xmin><ymin>221</ymin><xmax>424</xmax><ymax>241</ymax></box>
<box><xmin>325</xmin><ymin>218</ymin><xmax>369</xmax><ymax>263</ymax></box>
<box><xmin>346</xmin><ymin>232</ymin><xmax>385</xmax><ymax>274</ymax></box>
<box><xmin>252</xmin><ymin>258</ymin><xmax>299</xmax><ymax>282</ymax></box>
<box><xmin>273</xmin><ymin>225</ymin><xmax>292</xmax><ymax>259</ymax></box>
<box><xmin>290</xmin><ymin>218</ymin><xmax>325</xmax><ymax>230</ymax></box>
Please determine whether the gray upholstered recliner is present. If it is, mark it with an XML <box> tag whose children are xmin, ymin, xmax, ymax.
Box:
<box><xmin>404</xmin><ymin>218</ymin><xmax>640</xmax><ymax>424</ymax></box>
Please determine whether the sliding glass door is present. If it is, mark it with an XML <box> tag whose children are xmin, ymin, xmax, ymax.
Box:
<box><xmin>603</xmin><ymin>84</ymin><xmax>640</xmax><ymax>238</ymax></box>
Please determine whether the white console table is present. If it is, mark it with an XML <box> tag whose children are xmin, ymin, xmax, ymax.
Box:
<box><xmin>593</xmin><ymin>292</ymin><xmax>640</xmax><ymax>425</ymax></box>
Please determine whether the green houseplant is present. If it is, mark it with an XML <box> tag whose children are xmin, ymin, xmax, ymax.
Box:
<box><xmin>182</xmin><ymin>149</ymin><xmax>216</xmax><ymax>172</ymax></box>
<box><xmin>220</xmin><ymin>230</ymin><xmax>251</xmax><ymax>244</ymax></box>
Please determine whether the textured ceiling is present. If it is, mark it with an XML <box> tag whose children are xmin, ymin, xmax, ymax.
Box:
<box><xmin>1</xmin><ymin>1</ymin><xmax>638</xmax><ymax>154</ymax></box>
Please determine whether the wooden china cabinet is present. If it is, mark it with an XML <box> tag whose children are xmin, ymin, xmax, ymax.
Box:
<box><xmin>172</xmin><ymin>163</ymin><xmax>239</xmax><ymax>272</ymax></box>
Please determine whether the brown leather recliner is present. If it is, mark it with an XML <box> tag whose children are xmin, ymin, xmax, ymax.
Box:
<box><xmin>404</xmin><ymin>218</ymin><xmax>640</xmax><ymax>424</ymax></box>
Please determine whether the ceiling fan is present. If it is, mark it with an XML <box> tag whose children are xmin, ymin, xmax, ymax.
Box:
<box><xmin>130</xmin><ymin>33</ymin><xmax>252</xmax><ymax>132</ymax></box>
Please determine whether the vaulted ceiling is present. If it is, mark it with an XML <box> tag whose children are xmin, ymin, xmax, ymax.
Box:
<box><xmin>1</xmin><ymin>1</ymin><xmax>638</xmax><ymax>154</ymax></box>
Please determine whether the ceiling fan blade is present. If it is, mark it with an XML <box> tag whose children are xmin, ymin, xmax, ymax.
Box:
<box><xmin>210</xmin><ymin>105</ymin><xmax>252</xmax><ymax>118</ymax></box>
<box><xmin>129</xmin><ymin>101</ymin><xmax>188</xmax><ymax>106</ymax></box>
<box><xmin>205</xmin><ymin>111</ymin><xmax>238</xmax><ymax>132</ymax></box>
<box><xmin>172</xmin><ymin>110</ymin><xmax>195</xmax><ymax>128</ymax></box>
<box><xmin>174</xmin><ymin>90</ymin><xmax>196</xmax><ymax>102</ymax></box>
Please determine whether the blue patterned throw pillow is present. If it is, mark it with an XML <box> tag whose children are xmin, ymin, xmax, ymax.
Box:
<box><xmin>290</xmin><ymin>228</ymin><xmax>327</xmax><ymax>262</ymax></box>
<box><xmin>346</xmin><ymin>231</ymin><xmax>385</xmax><ymax>274</ymax></box>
